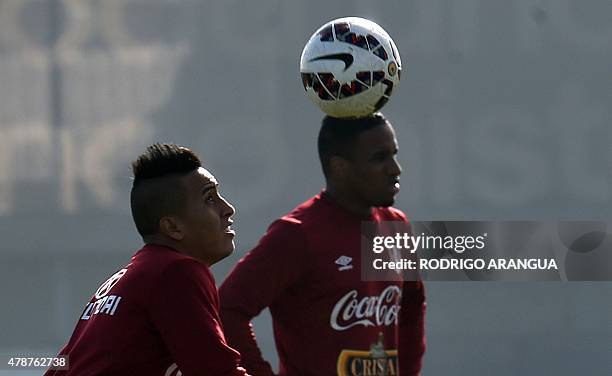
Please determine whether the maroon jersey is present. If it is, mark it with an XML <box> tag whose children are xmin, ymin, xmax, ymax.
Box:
<box><xmin>219</xmin><ymin>192</ymin><xmax>426</xmax><ymax>376</ymax></box>
<box><xmin>46</xmin><ymin>244</ymin><xmax>248</xmax><ymax>376</ymax></box>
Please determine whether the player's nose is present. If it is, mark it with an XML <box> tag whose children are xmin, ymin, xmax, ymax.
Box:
<box><xmin>220</xmin><ymin>196</ymin><xmax>235</xmax><ymax>218</ymax></box>
<box><xmin>387</xmin><ymin>156</ymin><xmax>402</xmax><ymax>176</ymax></box>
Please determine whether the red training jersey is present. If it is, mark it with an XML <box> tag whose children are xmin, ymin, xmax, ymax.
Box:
<box><xmin>219</xmin><ymin>191</ymin><xmax>426</xmax><ymax>376</ymax></box>
<box><xmin>46</xmin><ymin>244</ymin><xmax>248</xmax><ymax>376</ymax></box>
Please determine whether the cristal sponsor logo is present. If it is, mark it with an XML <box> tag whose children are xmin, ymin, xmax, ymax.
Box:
<box><xmin>330</xmin><ymin>286</ymin><xmax>401</xmax><ymax>331</ymax></box>
<box><xmin>336</xmin><ymin>255</ymin><xmax>353</xmax><ymax>271</ymax></box>
<box><xmin>337</xmin><ymin>350</ymin><xmax>398</xmax><ymax>376</ymax></box>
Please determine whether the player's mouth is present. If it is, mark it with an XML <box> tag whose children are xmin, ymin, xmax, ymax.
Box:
<box><xmin>223</xmin><ymin>220</ymin><xmax>235</xmax><ymax>237</ymax></box>
<box><xmin>389</xmin><ymin>179</ymin><xmax>400</xmax><ymax>194</ymax></box>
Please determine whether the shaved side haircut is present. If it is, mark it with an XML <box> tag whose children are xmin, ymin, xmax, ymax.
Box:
<box><xmin>130</xmin><ymin>143</ymin><xmax>202</xmax><ymax>237</ymax></box>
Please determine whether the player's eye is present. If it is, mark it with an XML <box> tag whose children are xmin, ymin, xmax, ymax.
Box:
<box><xmin>205</xmin><ymin>195</ymin><xmax>215</xmax><ymax>203</ymax></box>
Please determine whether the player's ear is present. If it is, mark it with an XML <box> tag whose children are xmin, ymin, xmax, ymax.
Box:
<box><xmin>159</xmin><ymin>216</ymin><xmax>184</xmax><ymax>240</ymax></box>
<box><xmin>330</xmin><ymin>155</ymin><xmax>350</xmax><ymax>179</ymax></box>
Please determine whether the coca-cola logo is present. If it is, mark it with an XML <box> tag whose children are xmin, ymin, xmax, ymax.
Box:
<box><xmin>330</xmin><ymin>286</ymin><xmax>401</xmax><ymax>331</ymax></box>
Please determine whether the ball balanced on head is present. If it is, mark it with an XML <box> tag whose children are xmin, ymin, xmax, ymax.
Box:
<box><xmin>300</xmin><ymin>17</ymin><xmax>402</xmax><ymax>118</ymax></box>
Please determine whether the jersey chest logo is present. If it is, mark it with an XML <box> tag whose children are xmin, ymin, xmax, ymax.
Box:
<box><xmin>335</xmin><ymin>255</ymin><xmax>353</xmax><ymax>271</ymax></box>
<box><xmin>330</xmin><ymin>286</ymin><xmax>401</xmax><ymax>331</ymax></box>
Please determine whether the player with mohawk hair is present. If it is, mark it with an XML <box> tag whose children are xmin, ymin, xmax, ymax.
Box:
<box><xmin>46</xmin><ymin>143</ymin><xmax>249</xmax><ymax>376</ymax></box>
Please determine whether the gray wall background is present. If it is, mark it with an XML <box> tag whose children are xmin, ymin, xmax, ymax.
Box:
<box><xmin>0</xmin><ymin>0</ymin><xmax>611</xmax><ymax>374</ymax></box>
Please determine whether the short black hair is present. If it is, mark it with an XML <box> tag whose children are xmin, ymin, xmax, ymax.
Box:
<box><xmin>317</xmin><ymin>113</ymin><xmax>388</xmax><ymax>178</ymax></box>
<box><xmin>130</xmin><ymin>143</ymin><xmax>202</xmax><ymax>237</ymax></box>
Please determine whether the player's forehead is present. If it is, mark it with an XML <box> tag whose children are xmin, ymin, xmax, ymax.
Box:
<box><xmin>354</xmin><ymin>123</ymin><xmax>397</xmax><ymax>152</ymax></box>
<box><xmin>182</xmin><ymin>167</ymin><xmax>218</xmax><ymax>190</ymax></box>
<box><xmin>197</xmin><ymin>167</ymin><xmax>217</xmax><ymax>185</ymax></box>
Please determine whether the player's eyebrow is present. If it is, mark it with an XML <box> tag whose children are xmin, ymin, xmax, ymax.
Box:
<box><xmin>202</xmin><ymin>183</ymin><xmax>218</xmax><ymax>195</ymax></box>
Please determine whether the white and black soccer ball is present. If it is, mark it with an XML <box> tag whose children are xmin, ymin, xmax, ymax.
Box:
<box><xmin>300</xmin><ymin>17</ymin><xmax>401</xmax><ymax>118</ymax></box>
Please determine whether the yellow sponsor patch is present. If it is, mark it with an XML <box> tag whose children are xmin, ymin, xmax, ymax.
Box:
<box><xmin>336</xmin><ymin>349</ymin><xmax>398</xmax><ymax>376</ymax></box>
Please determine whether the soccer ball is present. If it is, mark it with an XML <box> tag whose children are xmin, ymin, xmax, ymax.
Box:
<box><xmin>300</xmin><ymin>17</ymin><xmax>402</xmax><ymax>118</ymax></box>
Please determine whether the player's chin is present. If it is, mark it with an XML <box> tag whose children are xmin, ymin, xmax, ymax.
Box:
<box><xmin>210</xmin><ymin>240</ymin><xmax>235</xmax><ymax>265</ymax></box>
<box><xmin>380</xmin><ymin>200</ymin><xmax>395</xmax><ymax>208</ymax></box>
<box><xmin>212</xmin><ymin>248</ymin><xmax>234</xmax><ymax>266</ymax></box>
<box><xmin>373</xmin><ymin>191</ymin><xmax>397</xmax><ymax>207</ymax></box>
<box><xmin>223</xmin><ymin>238</ymin><xmax>235</xmax><ymax>256</ymax></box>
<box><xmin>374</xmin><ymin>197</ymin><xmax>395</xmax><ymax>208</ymax></box>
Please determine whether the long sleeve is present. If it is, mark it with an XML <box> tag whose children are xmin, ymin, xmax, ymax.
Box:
<box><xmin>219</xmin><ymin>219</ymin><xmax>308</xmax><ymax>376</ymax></box>
<box><xmin>149</xmin><ymin>258</ymin><xmax>249</xmax><ymax>376</ymax></box>
<box><xmin>397</xmin><ymin>280</ymin><xmax>426</xmax><ymax>376</ymax></box>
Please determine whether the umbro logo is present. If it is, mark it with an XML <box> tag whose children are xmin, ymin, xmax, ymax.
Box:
<box><xmin>309</xmin><ymin>53</ymin><xmax>354</xmax><ymax>71</ymax></box>
<box><xmin>335</xmin><ymin>255</ymin><xmax>353</xmax><ymax>271</ymax></box>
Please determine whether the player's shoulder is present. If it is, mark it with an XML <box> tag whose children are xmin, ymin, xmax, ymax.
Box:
<box><xmin>277</xmin><ymin>195</ymin><xmax>322</xmax><ymax>228</ymax></box>
<box><xmin>159</xmin><ymin>251</ymin><xmax>210</xmax><ymax>278</ymax></box>
<box><xmin>281</xmin><ymin>192</ymin><xmax>333</xmax><ymax>224</ymax></box>
<box><xmin>262</xmin><ymin>194</ymin><xmax>327</xmax><ymax>241</ymax></box>
<box><xmin>133</xmin><ymin>245</ymin><xmax>212</xmax><ymax>283</ymax></box>
<box><xmin>266</xmin><ymin>216</ymin><xmax>305</xmax><ymax>240</ymax></box>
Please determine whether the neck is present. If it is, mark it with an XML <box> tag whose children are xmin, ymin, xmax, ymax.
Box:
<box><xmin>143</xmin><ymin>236</ymin><xmax>209</xmax><ymax>266</ymax></box>
<box><xmin>325</xmin><ymin>184</ymin><xmax>373</xmax><ymax>218</ymax></box>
